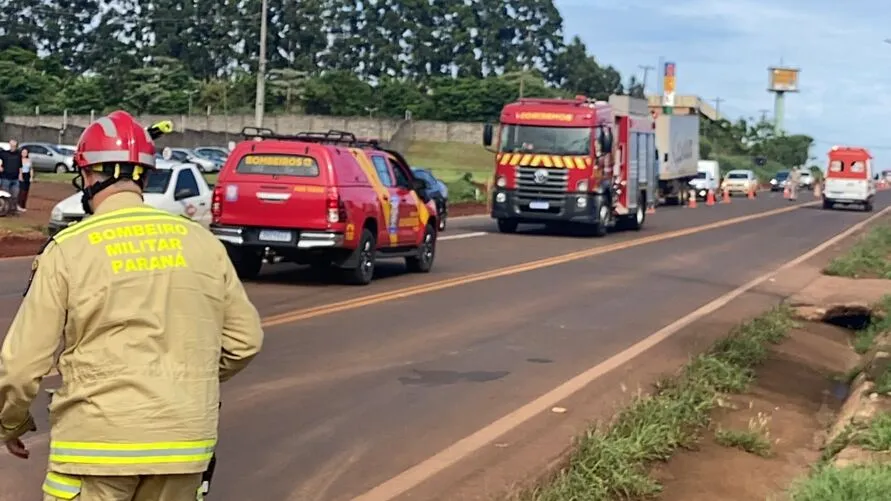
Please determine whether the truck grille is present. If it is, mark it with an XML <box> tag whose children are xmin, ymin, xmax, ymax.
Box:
<box><xmin>515</xmin><ymin>167</ymin><xmax>568</xmax><ymax>212</ymax></box>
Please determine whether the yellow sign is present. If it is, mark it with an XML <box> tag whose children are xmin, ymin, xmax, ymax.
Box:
<box><xmin>243</xmin><ymin>155</ymin><xmax>316</xmax><ymax>167</ymax></box>
<box><xmin>663</xmin><ymin>75</ymin><xmax>676</xmax><ymax>94</ymax></box>
<box><xmin>768</xmin><ymin>67</ymin><xmax>799</xmax><ymax>92</ymax></box>
<box><xmin>516</xmin><ymin>112</ymin><xmax>574</xmax><ymax>122</ymax></box>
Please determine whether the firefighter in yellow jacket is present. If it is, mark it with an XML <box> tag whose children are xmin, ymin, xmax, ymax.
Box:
<box><xmin>0</xmin><ymin>111</ymin><xmax>264</xmax><ymax>500</ymax></box>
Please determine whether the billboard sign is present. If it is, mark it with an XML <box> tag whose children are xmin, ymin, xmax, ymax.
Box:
<box><xmin>662</xmin><ymin>62</ymin><xmax>676</xmax><ymax>107</ymax></box>
<box><xmin>768</xmin><ymin>67</ymin><xmax>800</xmax><ymax>93</ymax></box>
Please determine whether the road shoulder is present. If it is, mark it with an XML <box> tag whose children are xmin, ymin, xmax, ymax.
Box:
<box><xmin>385</xmin><ymin>211</ymin><xmax>891</xmax><ymax>501</ymax></box>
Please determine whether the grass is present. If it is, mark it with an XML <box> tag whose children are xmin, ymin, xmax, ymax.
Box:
<box><xmin>851</xmin><ymin>295</ymin><xmax>891</xmax><ymax>354</ymax></box>
<box><xmin>788</xmin><ymin>463</ymin><xmax>891</xmax><ymax>501</ymax></box>
<box><xmin>790</xmin><ymin>413</ymin><xmax>891</xmax><ymax>500</ymax></box>
<box><xmin>525</xmin><ymin>306</ymin><xmax>792</xmax><ymax>501</ymax></box>
<box><xmin>714</xmin><ymin>412</ymin><xmax>774</xmax><ymax>457</ymax></box>
<box><xmin>36</xmin><ymin>172</ymin><xmax>220</xmax><ymax>185</ymax></box>
<box><xmin>404</xmin><ymin>141</ymin><xmax>494</xmax><ymax>181</ymax></box>
<box><xmin>0</xmin><ymin>218</ymin><xmax>45</xmax><ymax>235</ymax></box>
<box><xmin>823</xmin><ymin>224</ymin><xmax>891</xmax><ymax>279</ymax></box>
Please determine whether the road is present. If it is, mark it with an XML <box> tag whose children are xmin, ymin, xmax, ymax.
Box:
<box><xmin>0</xmin><ymin>191</ymin><xmax>888</xmax><ymax>501</ymax></box>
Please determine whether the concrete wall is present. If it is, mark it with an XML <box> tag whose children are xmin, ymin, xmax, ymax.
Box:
<box><xmin>3</xmin><ymin>114</ymin><xmax>486</xmax><ymax>148</ymax></box>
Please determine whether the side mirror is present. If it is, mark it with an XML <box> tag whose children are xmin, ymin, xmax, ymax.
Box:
<box><xmin>174</xmin><ymin>188</ymin><xmax>197</xmax><ymax>201</ymax></box>
<box><xmin>412</xmin><ymin>178</ymin><xmax>428</xmax><ymax>192</ymax></box>
<box><xmin>482</xmin><ymin>123</ymin><xmax>494</xmax><ymax>147</ymax></box>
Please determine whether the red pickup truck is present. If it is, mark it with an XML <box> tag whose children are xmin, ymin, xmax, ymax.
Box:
<box><xmin>210</xmin><ymin>129</ymin><xmax>439</xmax><ymax>285</ymax></box>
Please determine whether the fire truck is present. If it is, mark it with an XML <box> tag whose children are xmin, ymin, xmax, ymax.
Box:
<box><xmin>483</xmin><ymin>95</ymin><xmax>656</xmax><ymax>236</ymax></box>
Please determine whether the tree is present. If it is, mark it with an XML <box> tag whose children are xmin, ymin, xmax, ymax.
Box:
<box><xmin>267</xmin><ymin>68</ymin><xmax>308</xmax><ymax>113</ymax></box>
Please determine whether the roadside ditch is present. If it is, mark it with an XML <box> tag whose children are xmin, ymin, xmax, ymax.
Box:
<box><xmin>517</xmin><ymin>219</ymin><xmax>891</xmax><ymax>501</ymax></box>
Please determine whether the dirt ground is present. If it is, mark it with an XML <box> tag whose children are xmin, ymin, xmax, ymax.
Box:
<box><xmin>0</xmin><ymin>183</ymin><xmax>488</xmax><ymax>258</ymax></box>
<box><xmin>0</xmin><ymin>182</ymin><xmax>76</xmax><ymax>257</ymax></box>
<box><xmin>652</xmin><ymin>321</ymin><xmax>860</xmax><ymax>501</ymax></box>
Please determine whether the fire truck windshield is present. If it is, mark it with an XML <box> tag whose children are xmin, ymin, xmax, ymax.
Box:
<box><xmin>499</xmin><ymin>125</ymin><xmax>591</xmax><ymax>155</ymax></box>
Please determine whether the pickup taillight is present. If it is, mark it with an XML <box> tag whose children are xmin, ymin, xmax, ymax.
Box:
<box><xmin>326</xmin><ymin>187</ymin><xmax>347</xmax><ymax>224</ymax></box>
<box><xmin>211</xmin><ymin>184</ymin><xmax>224</xmax><ymax>222</ymax></box>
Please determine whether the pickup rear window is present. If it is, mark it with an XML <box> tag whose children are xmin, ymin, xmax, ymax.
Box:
<box><xmin>727</xmin><ymin>173</ymin><xmax>749</xmax><ymax>179</ymax></box>
<box><xmin>236</xmin><ymin>154</ymin><xmax>319</xmax><ymax>177</ymax></box>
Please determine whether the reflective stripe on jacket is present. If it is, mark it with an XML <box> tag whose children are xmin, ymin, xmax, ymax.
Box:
<box><xmin>0</xmin><ymin>191</ymin><xmax>263</xmax><ymax>476</ymax></box>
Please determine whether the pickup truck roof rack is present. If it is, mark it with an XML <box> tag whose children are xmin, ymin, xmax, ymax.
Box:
<box><xmin>240</xmin><ymin>127</ymin><xmax>384</xmax><ymax>148</ymax></box>
<box><xmin>239</xmin><ymin>126</ymin><xmax>412</xmax><ymax>168</ymax></box>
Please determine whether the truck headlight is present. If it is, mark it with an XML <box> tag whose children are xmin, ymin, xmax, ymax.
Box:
<box><xmin>495</xmin><ymin>176</ymin><xmax>506</xmax><ymax>188</ymax></box>
<box><xmin>50</xmin><ymin>207</ymin><xmax>63</xmax><ymax>222</ymax></box>
<box><xmin>495</xmin><ymin>192</ymin><xmax>506</xmax><ymax>203</ymax></box>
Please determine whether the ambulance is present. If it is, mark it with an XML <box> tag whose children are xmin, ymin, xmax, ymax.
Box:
<box><xmin>823</xmin><ymin>146</ymin><xmax>878</xmax><ymax>211</ymax></box>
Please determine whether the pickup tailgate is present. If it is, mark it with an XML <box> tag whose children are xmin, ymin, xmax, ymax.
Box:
<box><xmin>218</xmin><ymin>152</ymin><xmax>331</xmax><ymax>230</ymax></box>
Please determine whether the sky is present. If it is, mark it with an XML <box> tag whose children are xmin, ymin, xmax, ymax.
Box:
<box><xmin>554</xmin><ymin>0</ymin><xmax>891</xmax><ymax>166</ymax></box>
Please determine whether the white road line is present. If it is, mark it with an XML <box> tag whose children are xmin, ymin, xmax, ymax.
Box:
<box><xmin>351</xmin><ymin>206</ymin><xmax>891</xmax><ymax>501</ymax></box>
<box><xmin>439</xmin><ymin>231</ymin><xmax>488</xmax><ymax>241</ymax></box>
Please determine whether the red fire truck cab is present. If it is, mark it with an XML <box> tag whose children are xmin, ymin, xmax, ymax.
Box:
<box><xmin>483</xmin><ymin>95</ymin><xmax>656</xmax><ymax>236</ymax></box>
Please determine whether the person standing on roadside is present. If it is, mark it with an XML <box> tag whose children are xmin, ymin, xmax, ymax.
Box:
<box><xmin>17</xmin><ymin>147</ymin><xmax>32</xmax><ymax>212</ymax></box>
<box><xmin>0</xmin><ymin>139</ymin><xmax>22</xmax><ymax>211</ymax></box>
<box><xmin>788</xmin><ymin>168</ymin><xmax>801</xmax><ymax>201</ymax></box>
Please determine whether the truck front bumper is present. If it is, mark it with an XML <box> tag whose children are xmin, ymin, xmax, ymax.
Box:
<box><xmin>490</xmin><ymin>189</ymin><xmax>605</xmax><ymax>223</ymax></box>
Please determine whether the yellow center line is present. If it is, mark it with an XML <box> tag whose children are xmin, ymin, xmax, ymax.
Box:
<box><xmin>260</xmin><ymin>202</ymin><xmax>819</xmax><ymax>328</ymax></box>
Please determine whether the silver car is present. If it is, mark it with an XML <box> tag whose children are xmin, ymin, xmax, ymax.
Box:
<box><xmin>20</xmin><ymin>142</ymin><xmax>75</xmax><ymax>173</ymax></box>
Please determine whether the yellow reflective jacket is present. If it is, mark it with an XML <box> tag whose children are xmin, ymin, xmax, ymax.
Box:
<box><xmin>0</xmin><ymin>191</ymin><xmax>264</xmax><ymax>476</ymax></box>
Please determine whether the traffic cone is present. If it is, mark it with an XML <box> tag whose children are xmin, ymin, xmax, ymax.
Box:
<box><xmin>706</xmin><ymin>189</ymin><xmax>716</xmax><ymax>206</ymax></box>
<box><xmin>747</xmin><ymin>185</ymin><xmax>756</xmax><ymax>199</ymax></box>
<box><xmin>722</xmin><ymin>186</ymin><xmax>731</xmax><ymax>203</ymax></box>
<box><xmin>783</xmin><ymin>185</ymin><xmax>790</xmax><ymax>198</ymax></box>
<box><xmin>646</xmin><ymin>202</ymin><xmax>656</xmax><ymax>214</ymax></box>
<box><xmin>687</xmin><ymin>190</ymin><xmax>697</xmax><ymax>208</ymax></box>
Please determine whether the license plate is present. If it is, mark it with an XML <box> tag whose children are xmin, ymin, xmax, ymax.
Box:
<box><xmin>529</xmin><ymin>201</ymin><xmax>550</xmax><ymax>210</ymax></box>
<box><xmin>258</xmin><ymin>230</ymin><xmax>292</xmax><ymax>242</ymax></box>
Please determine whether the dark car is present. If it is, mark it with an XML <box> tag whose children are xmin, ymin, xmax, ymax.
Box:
<box><xmin>411</xmin><ymin>167</ymin><xmax>448</xmax><ymax>231</ymax></box>
<box><xmin>769</xmin><ymin>170</ymin><xmax>790</xmax><ymax>191</ymax></box>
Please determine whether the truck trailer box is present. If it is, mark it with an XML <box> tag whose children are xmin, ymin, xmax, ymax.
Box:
<box><xmin>656</xmin><ymin>115</ymin><xmax>700</xmax><ymax>181</ymax></box>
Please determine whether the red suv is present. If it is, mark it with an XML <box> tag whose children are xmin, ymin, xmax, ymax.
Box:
<box><xmin>210</xmin><ymin>129</ymin><xmax>439</xmax><ymax>285</ymax></box>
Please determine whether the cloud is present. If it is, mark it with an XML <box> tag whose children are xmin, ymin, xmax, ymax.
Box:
<box><xmin>555</xmin><ymin>0</ymin><xmax>891</xmax><ymax>163</ymax></box>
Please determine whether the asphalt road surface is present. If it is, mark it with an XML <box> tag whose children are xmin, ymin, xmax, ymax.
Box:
<box><xmin>1</xmin><ymin>191</ymin><xmax>889</xmax><ymax>501</ymax></box>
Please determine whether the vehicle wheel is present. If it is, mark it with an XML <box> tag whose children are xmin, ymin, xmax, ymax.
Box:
<box><xmin>497</xmin><ymin>218</ymin><xmax>518</xmax><ymax>233</ymax></box>
<box><xmin>626</xmin><ymin>203</ymin><xmax>646</xmax><ymax>231</ymax></box>
<box><xmin>865</xmin><ymin>200</ymin><xmax>874</xmax><ymax>212</ymax></box>
<box><xmin>584</xmin><ymin>203</ymin><xmax>610</xmax><ymax>237</ymax></box>
<box><xmin>822</xmin><ymin>199</ymin><xmax>833</xmax><ymax>210</ymax></box>
<box><xmin>0</xmin><ymin>196</ymin><xmax>10</xmax><ymax>217</ymax></box>
<box><xmin>344</xmin><ymin>229</ymin><xmax>376</xmax><ymax>285</ymax></box>
<box><xmin>55</xmin><ymin>163</ymin><xmax>69</xmax><ymax>174</ymax></box>
<box><xmin>406</xmin><ymin>224</ymin><xmax>436</xmax><ymax>273</ymax></box>
<box><xmin>232</xmin><ymin>250</ymin><xmax>263</xmax><ymax>280</ymax></box>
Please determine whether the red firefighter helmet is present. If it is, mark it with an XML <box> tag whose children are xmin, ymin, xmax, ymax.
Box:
<box><xmin>74</xmin><ymin>110</ymin><xmax>157</xmax><ymax>173</ymax></box>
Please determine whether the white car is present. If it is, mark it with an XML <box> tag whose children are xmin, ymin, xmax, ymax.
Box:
<box><xmin>170</xmin><ymin>148</ymin><xmax>219</xmax><ymax>173</ymax></box>
<box><xmin>722</xmin><ymin>169</ymin><xmax>759</xmax><ymax>196</ymax></box>
<box><xmin>48</xmin><ymin>162</ymin><xmax>213</xmax><ymax>236</ymax></box>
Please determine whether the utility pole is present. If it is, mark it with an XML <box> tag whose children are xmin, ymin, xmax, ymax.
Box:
<box><xmin>758</xmin><ymin>109</ymin><xmax>770</xmax><ymax>122</ymax></box>
<box><xmin>638</xmin><ymin>65</ymin><xmax>654</xmax><ymax>94</ymax></box>
<box><xmin>710</xmin><ymin>97</ymin><xmax>724</xmax><ymax>119</ymax></box>
<box><xmin>253</xmin><ymin>0</ymin><xmax>268</xmax><ymax>127</ymax></box>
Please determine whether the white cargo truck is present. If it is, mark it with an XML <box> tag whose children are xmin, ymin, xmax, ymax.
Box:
<box><xmin>655</xmin><ymin>114</ymin><xmax>700</xmax><ymax>205</ymax></box>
